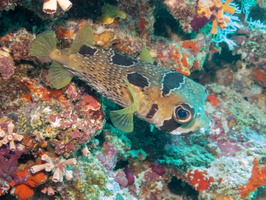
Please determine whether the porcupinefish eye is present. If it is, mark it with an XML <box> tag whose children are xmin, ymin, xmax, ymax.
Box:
<box><xmin>173</xmin><ymin>103</ymin><xmax>194</xmax><ymax>124</ymax></box>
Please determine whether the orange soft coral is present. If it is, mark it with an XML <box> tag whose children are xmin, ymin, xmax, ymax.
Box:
<box><xmin>197</xmin><ymin>0</ymin><xmax>236</xmax><ymax>34</ymax></box>
<box><xmin>239</xmin><ymin>158</ymin><xmax>266</xmax><ymax>198</ymax></box>
<box><xmin>23</xmin><ymin>80</ymin><xmax>68</xmax><ymax>105</ymax></box>
<box><xmin>12</xmin><ymin>170</ymin><xmax>47</xmax><ymax>200</ymax></box>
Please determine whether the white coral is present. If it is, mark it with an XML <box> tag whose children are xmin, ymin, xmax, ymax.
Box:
<box><xmin>43</xmin><ymin>0</ymin><xmax>72</xmax><ymax>14</ymax></box>
<box><xmin>30</xmin><ymin>154</ymin><xmax>77</xmax><ymax>182</ymax></box>
<box><xmin>0</xmin><ymin>122</ymin><xmax>24</xmax><ymax>150</ymax></box>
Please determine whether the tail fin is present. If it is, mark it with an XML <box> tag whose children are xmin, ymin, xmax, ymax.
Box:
<box><xmin>30</xmin><ymin>31</ymin><xmax>58</xmax><ymax>57</ymax></box>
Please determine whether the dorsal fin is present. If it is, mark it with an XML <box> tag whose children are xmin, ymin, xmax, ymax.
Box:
<box><xmin>69</xmin><ymin>25</ymin><xmax>94</xmax><ymax>54</ymax></box>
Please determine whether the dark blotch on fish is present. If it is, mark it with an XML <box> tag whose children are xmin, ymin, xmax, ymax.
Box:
<box><xmin>127</xmin><ymin>72</ymin><xmax>149</xmax><ymax>89</ymax></box>
<box><xmin>146</xmin><ymin>104</ymin><xmax>158</xmax><ymax>119</ymax></box>
<box><xmin>79</xmin><ymin>45</ymin><xmax>98</xmax><ymax>56</ymax></box>
<box><xmin>162</xmin><ymin>72</ymin><xmax>185</xmax><ymax>96</ymax></box>
<box><xmin>160</xmin><ymin>116</ymin><xmax>181</xmax><ymax>132</ymax></box>
<box><xmin>111</xmin><ymin>53</ymin><xmax>135</xmax><ymax>66</ymax></box>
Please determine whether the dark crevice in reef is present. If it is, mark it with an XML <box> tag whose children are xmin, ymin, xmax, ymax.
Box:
<box><xmin>153</xmin><ymin>1</ymin><xmax>195</xmax><ymax>40</ymax></box>
<box><xmin>168</xmin><ymin>176</ymin><xmax>199</xmax><ymax>199</ymax></box>
<box><xmin>0</xmin><ymin>6</ymin><xmax>43</xmax><ymax>36</ymax></box>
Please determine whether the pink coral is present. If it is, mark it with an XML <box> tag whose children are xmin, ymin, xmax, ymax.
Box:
<box><xmin>151</xmin><ymin>162</ymin><xmax>165</xmax><ymax>176</ymax></box>
<box><xmin>114</xmin><ymin>171</ymin><xmax>128</xmax><ymax>188</ymax></box>
<box><xmin>124</xmin><ymin>167</ymin><xmax>135</xmax><ymax>185</ymax></box>
<box><xmin>0</xmin><ymin>56</ymin><xmax>15</xmax><ymax>80</ymax></box>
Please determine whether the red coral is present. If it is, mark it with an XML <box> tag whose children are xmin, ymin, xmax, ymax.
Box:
<box><xmin>239</xmin><ymin>158</ymin><xmax>266</xmax><ymax>198</ymax></box>
<box><xmin>207</xmin><ymin>94</ymin><xmax>221</xmax><ymax>106</ymax></box>
<box><xmin>181</xmin><ymin>40</ymin><xmax>199</xmax><ymax>55</ymax></box>
<box><xmin>187</xmin><ymin>169</ymin><xmax>214</xmax><ymax>192</ymax></box>
<box><xmin>24</xmin><ymin>80</ymin><xmax>68</xmax><ymax>105</ymax></box>
<box><xmin>77</xmin><ymin>95</ymin><xmax>101</xmax><ymax>112</ymax></box>
<box><xmin>253</xmin><ymin>67</ymin><xmax>266</xmax><ymax>87</ymax></box>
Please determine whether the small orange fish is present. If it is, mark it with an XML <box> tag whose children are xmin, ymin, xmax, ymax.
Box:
<box><xmin>30</xmin><ymin>25</ymin><xmax>210</xmax><ymax>134</ymax></box>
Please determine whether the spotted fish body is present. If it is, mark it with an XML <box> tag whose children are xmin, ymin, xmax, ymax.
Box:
<box><xmin>30</xmin><ymin>25</ymin><xmax>210</xmax><ymax>134</ymax></box>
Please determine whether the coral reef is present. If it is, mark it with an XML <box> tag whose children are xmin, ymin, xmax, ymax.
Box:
<box><xmin>0</xmin><ymin>0</ymin><xmax>23</xmax><ymax>11</ymax></box>
<box><xmin>0</xmin><ymin>0</ymin><xmax>266</xmax><ymax>199</ymax></box>
<box><xmin>165</xmin><ymin>0</ymin><xmax>198</xmax><ymax>32</ymax></box>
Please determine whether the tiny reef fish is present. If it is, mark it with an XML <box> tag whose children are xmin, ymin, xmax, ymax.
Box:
<box><xmin>30</xmin><ymin>25</ymin><xmax>210</xmax><ymax>134</ymax></box>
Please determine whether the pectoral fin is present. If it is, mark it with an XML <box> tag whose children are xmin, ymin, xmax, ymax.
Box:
<box><xmin>110</xmin><ymin>79</ymin><xmax>138</xmax><ymax>133</ymax></box>
<box><xmin>48</xmin><ymin>61</ymin><xmax>73</xmax><ymax>89</ymax></box>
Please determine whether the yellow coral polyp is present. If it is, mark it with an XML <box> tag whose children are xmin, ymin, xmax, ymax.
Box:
<box><xmin>98</xmin><ymin>3</ymin><xmax>127</xmax><ymax>25</ymax></box>
<box><xmin>197</xmin><ymin>0</ymin><xmax>236</xmax><ymax>34</ymax></box>
<box><xmin>223</xmin><ymin>0</ymin><xmax>236</xmax><ymax>14</ymax></box>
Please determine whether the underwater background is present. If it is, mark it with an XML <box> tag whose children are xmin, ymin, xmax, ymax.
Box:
<box><xmin>0</xmin><ymin>0</ymin><xmax>265</xmax><ymax>199</ymax></box>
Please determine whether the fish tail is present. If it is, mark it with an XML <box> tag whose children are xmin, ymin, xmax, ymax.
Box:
<box><xmin>30</xmin><ymin>31</ymin><xmax>58</xmax><ymax>57</ymax></box>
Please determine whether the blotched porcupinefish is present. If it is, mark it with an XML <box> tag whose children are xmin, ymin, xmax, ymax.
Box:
<box><xmin>30</xmin><ymin>25</ymin><xmax>210</xmax><ymax>134</ymax></box>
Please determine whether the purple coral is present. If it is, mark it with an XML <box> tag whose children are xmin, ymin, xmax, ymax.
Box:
<box><xmin>0</xmin><ymin>143</ymin><xmax>27</xmax><ymax>189</ymax></box>
<box><xmin>0</xmin><ymin>56</ymin><xmax>15</xmax><ymax>80</ymax></box>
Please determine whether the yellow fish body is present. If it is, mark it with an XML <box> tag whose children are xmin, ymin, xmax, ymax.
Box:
<box><xmin>30</xmin><ymin>25</ymin><xmax>210</xmax><ymax>134</ymax></box>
